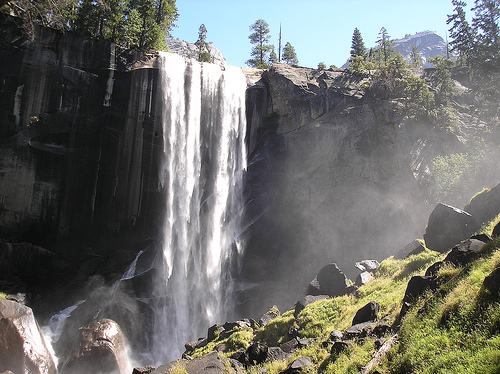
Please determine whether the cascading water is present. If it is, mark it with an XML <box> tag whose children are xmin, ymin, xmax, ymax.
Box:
<box><xmin>150</xmin><ymin>52</ymin><xmax>247</xmax><ymax>363</ymax></box>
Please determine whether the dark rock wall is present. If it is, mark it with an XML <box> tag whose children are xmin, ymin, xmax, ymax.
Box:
<box><xmin>240</xmin><ymin>64</ymin><xmax>431</xmax><ymax>316</ymax></box>
<box><xmin>0</xmin><ymin>15</ymin><xmax>165</xmax><ymax>290</ymax></box>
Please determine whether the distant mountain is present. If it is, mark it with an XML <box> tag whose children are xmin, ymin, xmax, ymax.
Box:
<box><xmin>342</xmin><ymin>30</ymin><xmax>450</xmax><ymax>68</ymax></box>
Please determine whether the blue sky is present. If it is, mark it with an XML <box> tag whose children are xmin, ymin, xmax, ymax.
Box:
<box><xmin>171</xmin><ymin>0</ymin><xmax>457</xmax><ymax>68</ymax></box>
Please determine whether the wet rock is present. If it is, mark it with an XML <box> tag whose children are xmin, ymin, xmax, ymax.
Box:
<box><xmin>470</xmin><ymin>233</ymin><xmax>492</xmax><ymax>243</ymax></box>
<box><xmin>294</xmin><ymin>294</ymin><xmax>330</xmax><ymax>317</ymax></box>
<box><xmin>208</xmin><ymin>323</ymin><xmax>225</xmax><ymax>342</ymax></box>
<box><xmin>247</xmin><ymin>342</ymin><xmax>269</xmax><ymax>365</ymax></box>
<box><xmin>424</xmin><ymin>203</ymin><xmax>476</xmax><ymax>252</ymax></box>
<box><xmin>184</xmin><ymin>337</ymin><xmax>208</xmax><ymax>352</ymax></box>
<box><xmin>394</xmin><ymin>240</ymin><xmax>425</xmax><ymax>259</ymax></box>
<box><xmin>464</xmin><ymin>183</ymin><xmax>500</xmax><ymax>228</ymax></box>
<box><xmin>0</xmin><ymin>298</ymin><xmax>57</xmax><ymax>374</ymax></box>
<box><xmin>352</xmin><ymin>301</ymin><xmax>380</xmax><ymax>325</ymax></box>
<box><xmin>259</xmin><ymin>305</ymin><xmax>280</xmax><ymax>326</ymax></box>
<box><xmin>280</xmin><ymin>356</ymin><xmax>312</xmax><ymax>373</ymax></box>
<box><xmin>151</xmin><ymin>352</ymin><xmax>244</xmax><ymax>374</ymax></box>
<box><xmin>355</xmin><ymin>260</ymin><xmax>380</xmax><ymax>272</ymax></box>
<box><xmin>133</xmin><ymin>367</ymin><xmax>155</xmax><ymax>374</ymax></box>
<box><xmin>307</xmin><ymin>263</ymin><xmax>352</xmax><ymax>297</ymax></box>
<box><xmin>61</xmin><ymin>319</ymin><xmax>129</xmax><ymax>374</ymax></box>
<box><xmin>280</xmin><ymin>338</ymin><xmax>299</xmax><ymax>353</ymax></box>
<box><xmin>355</xmin><ymin>271</ymin><xmax>373</xmax><ymax>286</ymax></box>
<box><xmin>224</xmin><ymin>320</ymin><xmax>251</xmax><ymax>330</ymax></box>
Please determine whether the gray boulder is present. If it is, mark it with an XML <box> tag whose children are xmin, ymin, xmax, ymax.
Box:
<box><xmin>0</xmin><ymin>298</ymin><xmax>57</xmax><ymax>374</ymax></box>
<box><xmin>483</xmin><ymin>267</ymin><xmax>500</xmax><ymax>296</ymax></box>
<box><xmin>152</xmin><ymin>352</ymin><xmax>244</xmax><ymax>374</ymax></box>
<box><xmin>443</xmin><ymin>239</ymin><xmax>486</xmax><ymax>267</ymax></box>
<box><xmin>355</xmin><ymin>271</ymin><xmax>373</xmax><ymax>286</ymax></box>
<box><xmin>280</xmin><ymin>356</ymin><xmax>312</xmax><ymax>374</ymax></box>
<box><xmin>355</xmin><ymin>260</ymin><xmax>380</xmax><ymax>272</ymax></box>
<box><xmin>424</xmin><ymin>203</ymin><xmax>476</xmax><ymax>252</ymax></box>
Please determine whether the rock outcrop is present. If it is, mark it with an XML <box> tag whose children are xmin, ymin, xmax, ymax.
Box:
<box><xmin>0</xmin><ymin>298</ymin><xmax>57</xmax><ymax>374</ymax></box>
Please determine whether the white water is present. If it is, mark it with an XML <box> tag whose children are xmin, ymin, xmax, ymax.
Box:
<box><xmin>151</xmin><ymin>52</ymin><xmax>247</xmax><ymax>363</ymax></box>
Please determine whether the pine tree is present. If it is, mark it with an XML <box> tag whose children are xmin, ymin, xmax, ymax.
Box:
<box><xmin>409</xmin><ymin>43</ymin><xmax>423</xmax><ymax>67</ymax></box>
<box><xmin>447</xmin><ymin>0</ymin><xmax>476</xmax><ymax>64</ymax></box>
<box><xmin>246</xmin><ymin>19</ymin><xmax>273</xmax><ymax>69</ymax></box>
<box><xmin>195</xmin><ymin>24</ymin><xmax>210</xmax><ymax>62</ymax></box>
<box><xmin>350</xmin><ymin>28</ymin><xmax>367</xmax><ymax>59</ymax></box>
<box><xmin>374</xmin><ymin>27</ymin><xmax>395</xmax><ymax>66</ymax></box>
<box><xmin>269</xmin><ymin>47</ymin><xmax>278</xmax><ymax>64</ymax></box>
<box><xmin>282</xmin><ymin>42</ymin><xmax>298</xmax><ymax>65</ymax></box>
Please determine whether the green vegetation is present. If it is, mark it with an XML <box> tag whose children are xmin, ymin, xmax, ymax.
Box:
<box><xmin>282</xmin><ymin>42</ymin><xmax>298</xmax><ymax>65</ymax></box>
<box><xmin>317</xmin><ymin>62</ymin><xmax>326</xmax><ymax>70</ymax></box>
<box><xmin>1</xmin><ymin>0</ymin><xmax>178</xmax><ymax>50</ymax></box>
<box><xmin>185</xmin><ymin>210</ymin><xmax>500</xmax><ymax>373</ymax></box>
<box><xmin>246</xmin><ymin>19</ymin><xmax>273</xmax><ymax>69</ymax></box>
<box><xmin>195</xmin><ymin>24</ymin><xmax>211</xmax><ymax>62</ymax></box>
<box><xmin>350</xmin><ymin>27</ymin><xmax>367</xmax><ymax>60</ymax></box>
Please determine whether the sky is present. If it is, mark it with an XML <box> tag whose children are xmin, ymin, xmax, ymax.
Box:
<box><xmin>170</xmin><ymin>0</ymin><xmax>457</xmax><ymax>69</ymax></box>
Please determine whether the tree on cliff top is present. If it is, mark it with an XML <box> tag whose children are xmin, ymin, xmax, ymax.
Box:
<box><xmin>282</xmin><ymin>42</ymin><xmax>298</xmax><ymax>65</ymax></box>
<box><xmin>246</xmin><ymin>19</ymin><xmax>273</xmax><ymax>69</ymax></box>
<box><xmin>195</xmin><ymin>24</ymin><xmax>211</xmax><ymax>62</ymax></box>
<box><xmin>350</xmin><ymin>27</ymin><xmax>367</xmax><ymax>60</ymax></box>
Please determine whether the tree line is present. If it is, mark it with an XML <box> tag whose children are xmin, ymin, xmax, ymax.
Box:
<box><xmin>0</xmin><ymin>0</ymin><xmax>178</xmax><ymax>50</ymax></box>
<box><xmin>246</xmin><ymin>19</ymin><xmax>298</xmax><ymax>69</ymax></box>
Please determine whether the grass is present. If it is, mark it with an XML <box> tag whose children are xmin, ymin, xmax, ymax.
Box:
<box><xmin>186</xmin><ymin>218</ymin><xmax>500</xmax><ymax>373</ymax></box>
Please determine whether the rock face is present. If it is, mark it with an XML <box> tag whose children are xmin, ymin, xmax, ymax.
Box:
<box><xmin>165</xmin><ymin>39</ymin><xmax>226</xmax><ymax>68</ymax></box>
<box><xmin>0</xmin><ymin>15</ymin><xmax>166</xmax><ymax>290</ymax></box>
<box><xmin>61</xmin><ymin>319</ymin><xmax>129</xmax><ymax>374</ymax></box>
<box><xmin>0</xmin><ymin>298</ymin><xmax>57</xmax><ymax>374</ymax></box>
<box><xmin>240</xmin><ymin>62</ymin><xmax>431</xmax><ymax>316</ymax></box>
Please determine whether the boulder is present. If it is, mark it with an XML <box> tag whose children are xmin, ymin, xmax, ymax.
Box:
<box><xmin>133</xmin><ymin>367</ymin><xmax>155</xmax><ymax>374</ymax></box>
<box><xmin>60</xmin><ymin>319</ymin><xmax>129</xmax><ymax>374</ymax></box>
<box><xmin>280</xmin><ymin>356</ymin><xmax>312</xmax><ymax>374</ymax></box>
<box><xmin>331</xmin><ymin>341</ymin><xmax>353</xmax><ymax>355</ymax></box>
<box><xmin>0</xmin><ymin>298</ymin><xmax>57</xmax><ymax>374</ymax></box>
<box><xmin>259</xmin><ymin>305</ymin><xmax>280</xmax><ymax>326</ymax></box>
<box><xmin>329</xmin><ymin>330</ymin><xmax>344</xmax><ymax>341</ymax></box>
<box><xmin>470</xmin><ymin>233</ymin><xmax>492</xmax><ymax>243</ymax></box>
<box><xmin>403</xmin><ymin>276</ymin><xmax>439</xmax><ymax>302</ymax></box>
<box><xmin>394</xmin><ymin>240</ymin><xmax>425</xmax><ymax>260</ymax></box>
<box><xmin>464</xmin><ymin>183</ymin><xmax>500</xmax><ymax>228</ymax></box>
<box><xmin>355</xmin><ymin>271</ymin><xmax>373</xmax><ymax>286</ymax></box>
<box><xmin>247</xmin><ymin>342</ymin><xmax>269</xmax><ymax>365</ymax></box>
<box><xmin>425</xmin><ymin>261</ymin><xmax>444</xmax><ymax>277</ymax></box>
<box><xmin>307</xmin><ymin>263</ymin><xmax>352</xmax><ymax>297</ymax></box>
<box><xmin>352</xmin><ymin>301</ymin><xmax>380</xmax><ymax>326</ymax></box>
<box><xmin>344</xmin><ymin>322</ymin><xmax>376</xmax><ymax>339</ymax></box>
<box><xmin>267</xmin><ymin>347</ymin><xmax>292</xmax><ymax>362</ymax></box>
<box><xmin>483</xmin><ymin>267</ymin><xmax>500</xmax><ymax>296</ymax></box>
<box><xmin>493</xmin><ymin>222</ymin><xmax>500</xmax><ymax>238</ymax></box>
<box><xmin>151</xmin><ymin>352</ymin><xmax>244</xmax><ymax>374</ymax></box>
<box><xmin>424</xmin><ymin>203</ymin><xmax>476</xmax><ymax>252</ymax></box>
<box><xmin>355</xmin><ymin>260</ymin><xmax>380</xmax><ymax>272</ymax></box>
<box><xmin>207</xmin><ymin>323</ymin><xmax>225</xmax><ymax>342</ymax></box>
<box><xmin>294</xmin><ymin>295</ymin><xmax>330</xmax><ymax>317</ymax></box>
<box><xmin>185</xmin><ymin>338</ymin><xmax>208</xmax><ymax>352</ymax></box>
<box><xmin>443</xmin><ymin>239</ymin><xmax>486</xmax><ymax>267</ymax></box>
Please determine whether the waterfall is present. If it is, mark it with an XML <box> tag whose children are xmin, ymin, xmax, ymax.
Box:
<box><xmin>151</xmin><ymin>52</ymin><xmax>247</xmax><ymax>363</ymax></box>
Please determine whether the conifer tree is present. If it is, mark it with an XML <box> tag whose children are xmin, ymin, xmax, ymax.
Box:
<box><xmin>409</xmin><ymin>43</ymin><xmax>423</xmax><ymax>67</ymax></box>
<box><xmin>246</xmin><ymin>19</ymin><xmax>273</xmax><ymax>69</ymax></box>
<box><xmin>195</xmin><ymin>24</ymin><xmax>211</xmax><ymax>62</ymax></box>
<box><xmin>282</xmin><ymin>42</ymin><xmax>298</xmax><ymax>64</ymax></box>
<box><xmin>447</xmin><ymin>0</ymin><xmax>475</xmax><ymax>64</ymax></box>
<box><xmin>350</xmin><ymin>28</ymin><xmax>367</xmax><ymax>59</ymax></box>
<box><xmin>269</xmin><ymin>47</ymin><xmax>278</xmax><ymax>64</ymax></box>
<box><xmin>374</xmin><ymin>27</ymin><xmax>395</xmax><ymax>66</ymax></box>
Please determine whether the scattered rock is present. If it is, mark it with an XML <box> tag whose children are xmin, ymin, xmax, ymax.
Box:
<box><xmin>493</xmin><ymin>222</ymin><xmax>500</xmax><ymax>238</ymax></box>
<box><xmin>344</xmin><ymin>322</ymin><xmax>376</xmax><ymax>339</ymax></box>
<box><xmin>0</xmin><ymin>298</ymin><xmax>57</xmax><ymax>374</ymax></box>
<box><xmin>355</xmin><ymin>260</ymin><xmax>380</xmax><ymax>272</ymax></box>
<box><xmin>443</xmin><ymin>239</ymin><xmax>486</xmax><ymax>267</ymax></box>
<box><xmin>184</xmin><ymin>337</ymin><xmax>208</xmax><ymax>352</ymax></box>
<box><xmin>247</xmin><ymin>342</ymin><xmax>269</xmax><ymax>365</ymax></box>
<box><xmin>294</xmin><ymin>295</ymin><xmax>330</xmax><ymax>317</ymax></box>
<box><xmin>307</xmin><ymin>263</ymin><xmax>353</xmax><ymax>297</ymax></box>
<box><xmin>372</xmin><ymin>324</ymin><xmax>392</xmax><ymax>338</ymax></box>
<box><xmin>331</xmin><ymin>341</ymin><xmax>353</xmax><ymax>355</ymax></box>
<box><xmin>394</xmin><ymin>240</ymin><xmax>425</xmax><ymax>259</ymax></box>
<box><xmin>352</xmin><ymin>301</ymin><xmax>380</xmax><ymax>325</ymax></box>
<box><xmin>133</xmin><ymin>366</ymin><xmax>155</xmax><ymax>374</ymax></box>
<box><xmin>267</xmin><ymin>347</ymin><xmax>292</xmax><ymax>362</ymax></box>
<box><xmin>423</xmin><ymin>203</ymin><xmax>476</xmax><ymax>252</ymax></box>
<box><xmin>280</xmin><ymin>356</ymin><xmax>312</xmax><ymax>374</ymax></box>
<box><xmin>259</xmin><ymin>305</ymin><xmax>280</xmax><ymax>326</ymax></box>
<box><xmin>470</xmin><ymin>233</ymin><xmax>492</xmax><ymax>243</ymax></box>
<box><xmin>403</xmin><ymin>276</ymin><xmax>439</xmax><ymax>303</ymax></box>
<box><xmin>330</xmin><ymin>330</ymin><xmax>344</xmax><ymax>341</ymax></box>
<box><xmin>355</xmin><ymin>271</ymin><xmax>373</xmax><ymax>286</ymax></box>
<box><xmin>151</xmin><ymin>352</ymin><xmax>244</xmax><ymax>374</ymax></box>
<box><xmin>207</xmin><ymin>323</ymin><xmax>225</xmax><ymax>342</ymax></box>
<box><xmin>61</xmin><ymin>319</ymin><xmax>128</xmax><ymax>374</ymax></box>
<box><xmin>280</xmin><ymin>338</ymin><xmax>299</xmax><ymax>353</ymax></box>
<box><xmin>224</xmin><ymin>320</ymin><xmax>251</xmax><ymax>331</ymax></box>
<box><xmin>483</xmin><ymin>267</ymin><xmax>500</xmax><ymax>296</ymax></box>
<box><xmin>425</xmin><ymin>261</ymin><xmax>444</xmax><ymax>277</ymax></box>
